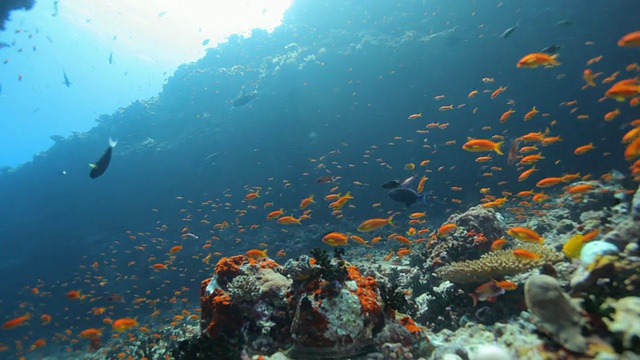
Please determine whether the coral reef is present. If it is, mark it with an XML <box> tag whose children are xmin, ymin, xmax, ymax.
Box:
<box><xmin>434</xmin><ymin>243</ymin><xmax>563</xmax><ymax>284</ymax></box>
<box><xmin>196</xmin><ymin>256</ymin><xmax>292</xmax><ymax>359</ymax></box>
<box><xmin>524</xmin><ymin>275</ymin><xmax>587</xmax><ymax>353</ymax></box>
<box><xmin>424</xmin><ymin>206</ymin><xmax>505</xmax><ymax>267</ymax></box>
<box><xmin>603</xmin><ymin>296</ymin><xmax>640</xmax><ymax>353</ymax></box>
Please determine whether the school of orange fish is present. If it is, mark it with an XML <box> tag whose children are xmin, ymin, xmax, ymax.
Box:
<box><xmin>1</xmin><ymin>29</ymin><xmax>639</xmax><ymax>360</ymax></box>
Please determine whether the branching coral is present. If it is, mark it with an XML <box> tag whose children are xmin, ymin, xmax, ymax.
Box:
<box><xmin>434</xmin><ymin>243</ymin><xmax>563</xmax><ymax>283</ymax></box>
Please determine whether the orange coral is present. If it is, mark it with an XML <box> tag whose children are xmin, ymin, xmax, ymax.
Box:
<box><xmin>214</xmin><ymin>255</ymin><xmax>256</xmax><ymax>286</ymax></box>
<box><xmin>346</xmin><ymin>266</ymin><xmax>381</xmax><ymax>315</ymax></box>
<box><xmin>258</xmin><ymin>258</ymin><xmax>280</xmax><ymax>270</ymax></box>
<box><xmin>399</xmin><ymin>315</ymin><xmax>422</xmax><ymax>334</ymax></box>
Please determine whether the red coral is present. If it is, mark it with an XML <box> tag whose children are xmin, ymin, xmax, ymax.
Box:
<box><xmin>200</xmin><ymin>279</ymin><xmax>239</xmax><ymax>339</ymax></box>
<box><xmin>399</xmin><ymin>315</ymin><xmax>422</xmax><ymax>334</ymax></box>
<box><xmin>258</xmin><ymin>258</ymin><xmax>280</xmax><ymax>270</ymax></box>
<box><xmin>346</xmin><ymin>266</ymin><xmax>381</xmax><ymax>315</ymax></box>
<box><xmin>214</xmin><ymin>255</ymin><xmax>256</xmax><ymax>287</ymax></box>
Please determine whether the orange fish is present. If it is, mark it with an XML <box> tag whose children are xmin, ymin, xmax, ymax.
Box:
<box><xmin>491</xmin><ymin>238</ymin><xmax>507</xmax><ymax>250</ymax></box>
<box><xmin>397</xmin><ymin>248</ymin><xmax>412</xmax><ymax>257</ymax></box>
<box><xmin>299</xmin><ymin>195</ymin><xmax>315</xmax><ymax>209</ymax></box>
<box><xmin>491</xmin><ymin>86</ymin><xmax>507</xmax><ymax>99</ymax></box>
<box><xmin>536</xmin><ymin>176</ymin><xmax>567</xmax><ymax>188</ymax></box>
<box><xmin>500</xmin><ymin>109</ymin><xmax>515</xmax><ymax>123</ymax></box>
<box><xmin>357</xmin><ymin>213</ymin><xmax>398</xmax><ymax>232</ymax></box>
<box><xmin>582</xmin><ymin>69</ymin><xmax>601</xmax><ymax>87</ymax></box>
<box><xmin>329</xmin><ymin>192</ymin><xmax>353</xmax><ymax>210</ymax></box>
<box><xmin>604</xmin><ymin>109</ymin><xmax>621</xmax><ymax>121</ymax></box>
<box><xmin>507</xmin><ymin>227</ymin><xmax>543</xmax><ymax>243</ymax></box>
<box><xmin>468</xmin><ymin>90</ymin><xmax>479</xmax><ymax>98</ymax></box>
<box><xmin>407</xmin><ymin>113</ymin><xmax>422</xmax><ymax>119</ymax></box>
<box><xmin>169</xmin><ymin>245</ymin><xmax>183</xmax><ymax>254</ymax></box>
<box><xmin>322</xmin><ymin>232</ymin><xmax>349</xmax><ymax>246</ymax></box>
<box><xmin>462</xmin><ymin>139</ymin><xmax>504</xmax><ymax>155</ymax></box>
<box><xmin>29</xmin><ymin>339</ymin><xmax>46</xmax><ymax>351</ymax></box>
<box><xmin>517</xmin><ymin>53</ymin><xmax>560</xmax><ymax>68</ymax></box>
<box><xmin>606</xmin><ymin>83</ymin><xmax>640</xmax><ymax>101</ymax></box>
<box><xmin>245</xmin><ymin>249</ymin><xmax>268</xmax><ymax>259</ymax></box>
<box><xmin>618</xmin><ymin>30</ymin><xmax>640</xmax><ymax>47</ymax></box>
<box><xmin>112</xmin><ymin>318</ymin><xmax>138</xmax><ymax>333</ymax></box>
<box><xmin>625</xmin><ymin>137</ymin><xmax>640</xmax><ymax>160</ymax></box>
<box><xmin>532</xmin><ymin>192</ymin><xmax>549</xmax><ymax>203</ymax></box>
<box><xmin>266</xmin><ymin>209</ymin><xmax>284</xmax><ymax>220</ymax></box>
<box><xmin>523</xmin><ymin>106</ymin><xmax>539</xmax><ymax>121</ymax></box>
<box><xmin>574</xmin><ymin>143</ymin><xmax>594</xmax><ymax>155</ymax></box>
<box><xmin>79</xmin><ymin>328</ymin><xmax>103</xmax><ymax>339</ymax></box>
<box><xmin>394</xmin><ymin>235</ymin><xmax>412</xmax><ymax>246</ymax></box>
<box><xmin>519</xmin><ymin>153</ymin><xmax>545</xmax><ymax>165</ymax></box>
<box><xmin>277</xmin><ymin>216</ymin><xmax>301</xmax><ymax>225</ymax></box>
<box><xmin>152</xmin><ymin>263</ymin><xmax>168</xmax><ymax>270</ymax></box>
<box><xmin>566</xmin><ymin>183</ymin><xmax>595</xmax><ymax>194</ymax></box>
<box><xmin>66</xmin><ymin>290</ymin><xmax>82</xmax><ymax>300</ymax></box>
<box><xmin>496</xmin><ymin>280</ymin><xmax>517</xmax><ymax>291</ymax></box>
<box><xmin>513</xmin><ymin>249</ymin><xmax>541</xmax><ymax>260</ymax></box>
<box><xmin>438</xmin><ymin>223</ymin><xmax>457</xmax><ymax>236</ymax></box>
<box><xmin>383</xmin><ymin>250</ymin><xmax>394</xmax><ymax>261</ymax></box>
<box><xmin>518</xmin><ymin>166</ymin><xmax>537</xmax><ymax>182</ymax></box>
<box><xmin>416</xmin><ymin>175</ymin><xmax>427</xmax><ymax>193</ymax></box>
<box><xmin>244</xmin><ymin>190</ymin><xmax>260</xmax><ymax>201</ymax></box>
<box><xmin>439</xmin><ymin>105</ymin><xmax>454</xmax><ymax>111</ymax></box>
<box><xmin>2</xmin><ymin>313</ymin><xmax>31</xmax><ymax>329</ymax></box>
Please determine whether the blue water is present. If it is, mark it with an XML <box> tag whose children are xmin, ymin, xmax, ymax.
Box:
<box><xmin>0</xmin><ymin>0</ymin><xmax>639</xmax><ymax>357</ymax></box>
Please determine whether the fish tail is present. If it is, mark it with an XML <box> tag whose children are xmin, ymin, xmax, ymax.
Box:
<box><xmin>495</xmin><ymin>141</ymin><xmax>504</xmax><ymax>155</ymax></box>
<box><xmin>420</xmin><ymin>192</ymin><xmax>428</xmax><ymax>205</ymax></box>
<box><xmin>468</xmin><ymin>293</ymin><xmax>478</xmax><ymax>307</ymax></box>
<box><xmin>109</xmin><ymin>138</ymin><xmax>118</xmax><ymax>148</ymax></box>
<box><xmin>388</xmin><ymin>212</ymin><xmax>400</xmax><ymax>227</ymax></box>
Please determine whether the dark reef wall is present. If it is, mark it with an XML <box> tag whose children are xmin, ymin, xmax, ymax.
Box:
<box><xmin>0</xmin><ymin>0</ymin><xmax>35</xmax><ymax>30</ymax></box>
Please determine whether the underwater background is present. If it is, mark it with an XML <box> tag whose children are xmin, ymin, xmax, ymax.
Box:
<box><xmin>1</xmin><ymin>0</ymin><xmax>640</xmax><ymax>359</ymax></box>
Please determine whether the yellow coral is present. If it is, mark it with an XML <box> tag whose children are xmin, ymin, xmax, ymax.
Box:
<box><xmin>434</xmin><ymin>243</ymin><xmax>563</xmax><ymax>283</ymax></box>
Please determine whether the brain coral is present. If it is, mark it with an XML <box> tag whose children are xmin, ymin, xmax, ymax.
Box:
<box><xmin>434</xmin><ymin>243</ymin><xmax>563</xmax><ymax>283</ymax></box>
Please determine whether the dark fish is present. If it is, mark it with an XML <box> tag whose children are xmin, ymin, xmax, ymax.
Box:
<box><xmin>500</xmin><ymin>24</ymin><xmax>518</xmax><ymax>39</ymax></box>
<box><xmin>541</xmin><ymin>45</ymin><xmax>561</xmax><ymax>55</ymax></box>
<box><xmin>382</xmin><ymin>180</ymin><xmax>400</xmax><ymax>189</ymax></box>
<box><xmin>316</xmin><ymin>176</ymin><xmax>334</xmax><ymax>184</ymax></box>
<box><xmin>555</xmin><ymin>20</ymin><xmax>572</xmax><ymax>26</ymax></box>
<box><xmin>232</xmin><ymin>93</ymin><xmax>257</xmax><ymax>107</ymax></box>
<box><xmin>62</xmin><ymin>70</ymin><xmax>71</xmax><ymax>87</ymax></box>
<box><xmin>89</xmin><ymin>138</ymin><xmax>117</xmax><ymax>179</ymax></box>
<box><xmin>108</xmin><ymin>51</ymin><xmax>113</xmax><ymax>64</ymax></box>
<box><xmin>388</xmin><ymin>188</ymin><xmax>426</xmax><ymax>207</ymax></box>
<box><xmin>507</xmin><ymin>138</ymin><xmax>521</xmax><ymax>166</ymax></box>
<box><xmin>107</xmin><ymin>293</ymin><xmax>125</xmax><ymax>303</ymax></box>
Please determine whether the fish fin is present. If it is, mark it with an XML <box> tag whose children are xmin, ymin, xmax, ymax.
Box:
<box><xmin>89</xmin><ymin>163</ymin><xmax>97</xmax><ymax>168</ymax></box>
<box><xmin>494</xmin><ymin>141</ymin><xmax>504</xmax><ymax>155</ymax></box>
<box><xmin>109</xmin><ymin>138</ymin><xmax>118</xmax><ymax>148</ymax></box>
<box><xmin>469</xmin><ymin>293</ymin><xmax>478</xmax><ymax>307</ymax></box>
<box><xmin>420</xmin><ymin>193</ymin><xmax>428</xmax><ymax>205</ymax></box>
<box><xmin>487</xmin><ymin>296</ymin><xmax>498</xmax><ymax>303</ymax></box>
